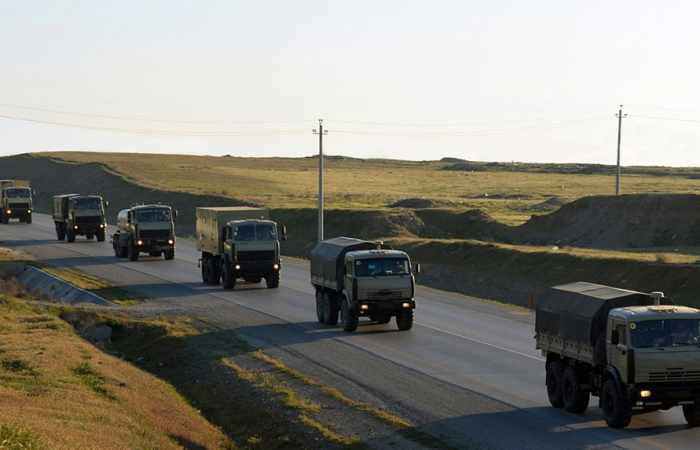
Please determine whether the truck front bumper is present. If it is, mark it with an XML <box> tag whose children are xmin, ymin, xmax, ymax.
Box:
<box><xmin>135</xmin><ymin>238</ymin><xmax>175</xmax><ymax>252</ymax></box>
<box><xmin>71</xmin><ymin>223</ymin><xmax>106</xmax><ymax>235</ymax></box>
<box><xmin>355</xmin><ymin>299</ymin><xmax>415</xmax><ymax>316</ymax></box>
<box><xmin>4</xmin><ymin>207</ymin><xmax>31</xmax><ymax>218</ymax></box>
<box><xmin>232</xmin><ymin>260</ymin><xmax>280</xmax><ymax>276</ymax></box>
<box><xmin>629</xmin><ymin>383</ymin><xmax>700</xmax><ymax>410</ymax></box>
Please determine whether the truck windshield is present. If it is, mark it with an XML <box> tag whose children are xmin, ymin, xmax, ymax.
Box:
<box><xmin>355</xmin><ymin>258</ymin><xmax>410</xmax><ymax>277</ymax></box>
<box><xmin>72</xmin><ymin>197</ymin><xmax>101</xmax><ymax>209</ymax></box>
<box><xmin>631</xmin><ymin>319</ymin><xmax>700</xmax><ymax>348</ymax></box>
<box><xmin>235</xmin><ymin>223</ymin><xmax>277</xmax><ymax>241</ymax></box>
<box><xmin>136</xmin><ymin>208</ymin><xmax>171</xmax><ymax>222</ymax></box>
<box><xmin>5</xmin><ymin>188</ymin><xmax>31</xmax><ymax>198</ymax></box>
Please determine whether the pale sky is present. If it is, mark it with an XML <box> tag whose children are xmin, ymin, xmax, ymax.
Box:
<box><xmin>2</xmin><ymin>1</ymin><xmax>700</xmax><ymax>166</ymax></box>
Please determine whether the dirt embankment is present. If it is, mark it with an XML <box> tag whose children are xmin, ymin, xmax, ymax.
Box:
<box><xmin>0</xmin><ymin>154</ymin><xmax>252</xmax><ymax>235</ymax></box>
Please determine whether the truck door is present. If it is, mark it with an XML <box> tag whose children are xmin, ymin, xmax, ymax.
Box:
<box><xmin>608</xmin><ymin>319</ymin><xmax>629</xmax><ymax>382</ymax></box>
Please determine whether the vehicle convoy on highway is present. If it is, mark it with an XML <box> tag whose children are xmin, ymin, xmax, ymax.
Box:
<box><xmin>196</xmin><ymin>206</ymin><xmax>285</xmax><ymax>290</ymax></box>
<box><xmin>0</xmin><ymin>179</ymin><xmax>33</xmax><ymax>224</ymax></box>
<box><xmin>310</xmin><ymin>237</ymin><xmax>419</xmax><ymax>332</ymax></box>
<box><xmin>52</xmin><ymin>194</ymin><xmax>108</xmax><ymax>242</ymax></box>
<box><xmin>536</xmin><ymin>281</ymin><xmax>700</xmax><ymax>428</ymax></box>
<box><xmin>112</xmin><ymin>204</ymin><xmax>176</xmax><ymax>261</ymax></box>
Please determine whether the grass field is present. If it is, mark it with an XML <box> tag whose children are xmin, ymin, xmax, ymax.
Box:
<box><xmin>42</xmin><ymin>152</ymin><xmax>700</xmax><ymax>225</ymax></box>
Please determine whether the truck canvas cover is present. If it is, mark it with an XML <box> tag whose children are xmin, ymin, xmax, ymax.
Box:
<box><xmin>536</xmin><ymin>282</ymin><xmax>667</xmax><ymax>347</ymax></box>
<box><xmin>310</xmin><ymin>237</ymin><xmax>378</xmax><ymax>291</ymax></box>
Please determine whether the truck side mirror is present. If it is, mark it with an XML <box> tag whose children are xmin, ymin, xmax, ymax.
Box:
<box><xmin>173</xmin><ymin>209</ymin><xmax>178</xmax><ymax>220</ymax></box>
<box><xmin>32</xmin><ymin>189</ymin><xmax>37</xmax><ymax>196</ymax></box>
<box><xmin>611</xmin><ymin>329</ymin><xmax>619</xmax><ymax>345</ymax></box>
<box><xmin>105</xmin><ymin>200</ymin><xmax>110</xmax><ymax>207</ymax></box>
<box><xmin>281</xmin><ymin>225</ymin><xmax>288</xmax><ymax>241</ymax></box>
<box><xmin>414</xmin><ymin>263</ymin><xmax>421</xmax><ymax>275</ymax></box>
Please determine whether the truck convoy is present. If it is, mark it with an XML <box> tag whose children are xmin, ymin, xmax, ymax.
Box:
<box><xmin>52</xmin><ymin>194</ymin><xmax>107</xmax><ymax>242</ymax></box>
<box><xmin>196</xmin><ymin>207</ymin><xmax>284</xmax><ymax>290</ymax></box>
<box><xmin>310</xmin><ymin>237</ymin><xmax>419</xmax><ymax>332</ymax></box>
<box><xmin>0</xmin><ymin>180</ymin><xmax>33</xmax><ymax>224</ymax></box>
<box><xmin>112</xmin><ymin>204</ymin><xmax>176</xmax><ymax>261</ymax></box>
<box><xmin>536</xmin><ymin>281</ymin><xmax>700</xmax><ymax>428</ymax></box>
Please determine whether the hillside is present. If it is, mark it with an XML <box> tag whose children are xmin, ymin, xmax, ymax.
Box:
<box><xmin>37</xmin><ymin>151</ymin><xmax>700</xmax><ymax>225</ymax></box>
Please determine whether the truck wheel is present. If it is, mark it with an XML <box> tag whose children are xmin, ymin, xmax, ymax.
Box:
<box><xmin>371</xmin><ymin>314</ymin><xmax>391</xmax><ymax>324</ymax></box>
<box><xmin>222</xmin><ymin>260</ymin><xmax>235</xmax><ymax>290</ymax></box>
<box><xmin>26</xmin><ymin>215</ymin><xmax>32</xmax><ymax>224</ymax></box>
<box><xmin>97</xmin><ymin>230</ymin><xmax>106</xmax><ymax>242</ymax></box>
<box><xmin>67</xmin><ymin>229</ymin><xmax>76</xmax><ymax>243</ymax></box>
<box><xmin>562</xmin><ymin>367</ymin><xmax>589</xmax><ymax>414</ymax></box>
<box><xmin>601</xmin><ymin>379</ymin><xmax>631</xmax><ymax>428</ymax></box>
<box><xmin>683</xmin><ymin>404</ymin><xmax>700</xmax><ymax>427</ymax></box>
<box><xmin>209</xmin><ymin>258</ymin><xmax>221</xmax><ymax>284</ymax></box>
<box><xmin>266</xmin><ymin>272</ymin><xmax>280</xmax><ymax>289</ymax></box>
<box><xmin>341</xmin><ymin>297</ymin><xmax>359</xmax><ymax>332</ymax></box>
<box><xmin>396</xmin><ymin>310</ymin><xmax>414</xmax><ymax>331</ymax></box>
<box><xmin>128</xmin><ymin>241</ymin><xmax>139</xmax><ymax>261</ymax></box>
<box><xmin>56</xmin><ymin>224</ymin><xmax>65</xmax><ymax>241</ymax></box>
<box><xmin>315</xmin><ymin>290</ymin><xmax>325</xmax><ymax>323</ymax></box>
<box><xmin>164</xmin><ymin>249</ymin><xmax>175</xmax><ymax>260</ymax></box>
<box><xmin>323</xmin><ymin>293</ymin><xmax>339</xmax><ymax>326</ymax></box>
<box><xmin>201</xmin><ymin>257</ymin><xmax>210</xmax><ymax>283</ymax></box>
<box><xmin>546</xmin><ymin>361</ymin><xmax>565</xmax><ymax>408</ymax></box>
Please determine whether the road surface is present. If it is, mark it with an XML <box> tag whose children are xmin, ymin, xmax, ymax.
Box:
<box><xmin>2</xmin><ymin>213</ymin><xmax>698</xmax><ymax>449</ymax></box>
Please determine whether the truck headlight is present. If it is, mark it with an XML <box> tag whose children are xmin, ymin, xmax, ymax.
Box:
<box><xmin>273</xmin><ymin>264</ymin><xmax>279</xmax><ymax>270</ymax></box>
<box><xmin>402</xmin><ymin>302</ymin><xmax>411</xmax><ymax>308</ymax></box>
<box><xmin>168</xmin><ymin>239</ymin><xmax>174</xmax><ymax>245</ymax></box>
<box><xmin>99</xmin><ymin>224</ymin><xmax>105</xmax><ymax>228</ymax></box>
<box><xmin>137</xmin><ymin>240</ymin><xmax>143</xmax><ymax>246</ymax></box>
<box><xmin>28</xmin><ymin>209</ymin><xmax>31</xmax><ymax>213</ymax></box>
<box><xmin>6</xmin><ymin>209</ymin><xmax>11</xmax><ymax>214</ymax></box>
<box><xmin>640</xmin><ymin>390</ymin><xmax>652</xmax><ymax>398</ymax></box>
<box><xmin>74</xmin><ymin>225</ymin><xmax>79</xmax><ymax>229</ymax></box>
<box><xmin>360</xmin><ymin>304</ymin><xmax>369</xmax><ymax>311</ymax></box>
<box><xmin>235</xmin><ymin>264</ymin><xmax>241</xmax><ymax>270</ymax></box>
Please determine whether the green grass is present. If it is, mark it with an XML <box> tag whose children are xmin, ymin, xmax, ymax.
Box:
<box><xmin>71</xmin><ymin>362</ymin><xmax>114</xmax><ymax>400</ymax></box>
<box><xmin>0</xmin><ymin>425</ymin><xmax>45</xmax><ymax>450</ymax></box>
<box><xmin>42</xmin><ymin>151</ymin><xmax>700</xmax><ymax>225</ymax></box>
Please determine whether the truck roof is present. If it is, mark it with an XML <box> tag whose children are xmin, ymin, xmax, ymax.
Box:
<box><xmin>197</xmin><ymin>206</ymin><xmax>264</xmax><ymax>212</ymax></box>
<box><xmin>131</xmin><ymin>204</ymin><xmax>171</xmax><ymax>210</ymax></box>
<box><xmin>227</xmin><ymin>219</ymin><xmax>276</xmax><ymax>225</ymax></box>
<box><xmin>612</xmin><ymin>305</ymin><xmax>700</xmax><ymax>320</ymax></box>
<box><xmin>53</xmin><ymin>194</ymin><xmax>80</xmax><ymax>199</ymax></box>
<box><xmin>347</xmin><ymin>249</ymin><xmax>409</xmax><ymax>260</ymax></box>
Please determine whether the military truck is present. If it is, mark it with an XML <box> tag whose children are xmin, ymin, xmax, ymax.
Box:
<box><xmin>52</xmin><ymin>194</ymin><xmax>107</xmax><ymax>242</ymax></box>
<box><xmin>536</xmin><ymin>281</ymin><xmax>700</xmax><ymax>428</ymax></box>
<box><xmin>0</xmin><ymin>180</ymin><xmax>33</xmax><ymax>224</ymax></box>
<box><xmin>310</xmin><ymin>237</ymin><xmax>420</xmax><ymax>332</ymax></box>
<box><xmin>112</xmin><ymin>204</ymin><xmax>176</xmax><ymax>261</ymax></box>
<box><xmin>196</xmin><ymin>207</ymin><xmax>284</xmax><ymax>290</ymax></box>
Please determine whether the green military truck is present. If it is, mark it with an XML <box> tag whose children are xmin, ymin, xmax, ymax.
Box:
<box><xmin>310</xmin><ymin>237</ymin><xmax>420</xmax><ymax>332</ymax></box>
<box><xmin>196</xmin><ymin>207</ymin><xmax>285</xmax><ymax>290</ymax></box>
<box><xmin>0</xmin><ymin>180</ymin><xmax>33</xmax><ymax>224</ymax></box>
<box><xmin>536</xmin><ymin>281</ymin><xmax>700</xmax><ymax>428</ymax></box>
<box><xmin>112</xmin><ymin>204</ymin><xmax>176</xmax><ymax>261</ymax></box>
<box><xmin>52</xmin><ymin>194</ymin><xmax>108</xmax><ymax>242</ymax></box>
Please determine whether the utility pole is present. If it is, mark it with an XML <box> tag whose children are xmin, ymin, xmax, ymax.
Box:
<box><xmin>615</xmin><ymin>105</ymin><xmax>627</xmax><ymax>195</ymax></box>
<box><xmin>313</xmin><ymin>119</ymin><xmax>328</xmax><ymax>242</ymax></box>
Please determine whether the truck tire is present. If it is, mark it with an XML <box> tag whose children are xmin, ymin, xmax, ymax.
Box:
<box><xmin>341</xmin><ymin>297</ymin><xmax>358</xmax><ymax>332</ymax></box>
<box><xmin>128</xmin><ymin>241</ymin><xmax>139</xmax><ymax>261</ymax></box>
<box><xmin>601</xmin><ymin>379</ymin><xmax>631</xmax><ymax>428</ymax></box>
<box><xmin>209</xmin><ymin>258</ymin><xmax>221</xmax><ymax>284</ymax></box>
<box><xmin>25</xmin><ymin>215</ymin><xmax>32</xmax><ymax>224</ymax></box>
<box><xmin>164</xmin><ymin>249</ymin><xmax>175</xmax><ymax>260</ymax></box>
<box><xmin>683</xmin><ymin>404</ymin><xmax>700</xmax><ymax>427</ymax></box>
<box><xmin>562</xmin><ymin>366</ymin><xmax>589</xmax><ymax>414</ymax></box>
<box><xmin>323</xmin><ymin>293</ymin><xmax>339</xmax><ymax>326</ymax></box>
<box><xmin>56</xmin><ymin>223</ymin><xmax>65</xmax><ymax>241</ymax></box>
<box><xmin>113</xmin><ymin>239</ymin><xmax>120</xmax><ymax>257</ymax></box>
<box><xmin>266</xmin><ymin>272</ymin><xmax>280</xmax><ymax>289</ymax></box>
<box><xmin>67</xmin><ymin>229</ymin><xmax>76</xmax><ymax>243</ymax></box>
<box><xmin>222</xmin><ymin>259</ymin><xmax>235</xmax><ymax>290</ymax></box>
<box><xmin>546</xmin><ymin>361</ymin><xmax>565</xmax><ymax>408</ymax></box>
<box><xmin>201</xmin><ymin>257</ymin><xmax>210</xmax><ymax>283</ymax></box>
<box><xmin>316</xmin><ymin>290</ymin><xmax>324</xmax><ymax>323</ymax></box>
<box><xmin>396</xmin><ymin>310</ymin><xmax>414</xmax><ymax>331</ymax></box>
<box><xmin>97</xmin><ymin>229</ymin><xmax>106</xmax><ymax>242</ymax></box>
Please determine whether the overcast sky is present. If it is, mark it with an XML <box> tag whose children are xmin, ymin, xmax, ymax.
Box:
<box><xmin>1</xmin><ymin>1</ymin><xmax>700</xmax><ymax>166</ymax></box>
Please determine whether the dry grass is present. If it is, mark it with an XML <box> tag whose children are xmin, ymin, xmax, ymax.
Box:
<box><xmin>43</xmin><ymin>151</ymin><xmax>700</xmax><ymax>225</ymax></box>
<box><xmin>0</xmin><ymin>292</ymin><xmax>233</xmax><ymax>450</ymax></box>
<box><xmin>40</xmin><ymin>267</ymin><xmax>143</xmax><ymax>306</ymax></box>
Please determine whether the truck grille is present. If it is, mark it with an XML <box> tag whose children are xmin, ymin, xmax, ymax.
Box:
<box><xmin>139</xmin><ymin>229</ymin><xmax>171</xmax><ymax>240</ymax></box>
<box><xmin>366</xmin><ymin>290</ymin><xmax>403</xmax><ymax>301</ymax></box>
<box><xmin>75</xmin><ymin>216</ymin><xmax>102</xmax><ymax>224</ymax></box>
<box><xmin>9</xmin><ymin>203</ymin><xmax>30</xmax><ymax>212</ymax></box>
<box><xmin>648</xmin><ymin>370</ymin><xmax>700</xmax><ymax>382</ymax></box>
<box><xmin>237</xmin><ymin>250</ymin><xmax>275</xmax><ymax>261</ymax></box>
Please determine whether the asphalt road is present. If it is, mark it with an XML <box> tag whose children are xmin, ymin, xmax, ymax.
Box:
<box><xmin>2</xmin><ymin>213</ymin><xmax>699</xmax><ymax>450</ymax></box>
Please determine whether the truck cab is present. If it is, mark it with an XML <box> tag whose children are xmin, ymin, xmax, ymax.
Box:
<box><xmin>0</xmin><ymin>184</ymin><xmax>33</xmax><ymax>224</ymax></box>
<box><xmin>113</xmin><ymin>204</ymin><xmax>176</xmax><ymax>261</ymax></box>
<box><xmin>222</xmin><ymin>219</ymin><xmax>282</xmax><ymax>287</ymax></box>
